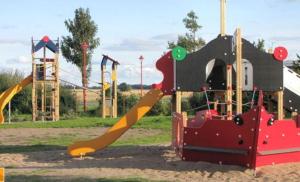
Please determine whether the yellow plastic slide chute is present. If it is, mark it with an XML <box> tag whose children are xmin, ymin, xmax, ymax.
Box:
<box><xmin>68</xmin><ymin>88</ymin><xmax>164</xmax><ymax>157</ymax></box>
<box><xmin>0</xmin><ymin>75</ymin><xmax>33</xmax><ymax>124</ymax></box>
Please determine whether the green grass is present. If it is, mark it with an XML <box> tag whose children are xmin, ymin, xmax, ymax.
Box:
<box><xmin>0</xmin><ymin>116</ymin><xmax>171</xmax><ymax>153</ymax></box>
<box><xmin>112</xmin><ymin>132</ymin><xmax>170</xmax><ymax>146</ymax></box>
<box><xmin>0</xmin><ymin>116</ymin><xmax>171</xmax><ymax>130</ymax></box>
<box><xmin>26</xmin><ymin>131</ymin><xmax>170</xmax><ymax>147</ymax></box>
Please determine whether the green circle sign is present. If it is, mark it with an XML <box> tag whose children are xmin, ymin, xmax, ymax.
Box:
<box><xmin>172</xmin><ymin>46</ymin><xmax>187</xmax><ymax>61</ymax></box>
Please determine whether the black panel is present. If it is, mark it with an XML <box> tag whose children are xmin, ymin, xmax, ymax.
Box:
<box><xmin>206</xmin><ymin>59</ymin><xmax>226</xmax><ymax>90</ymax></box>
<box><xmin>176</xmin><ymin>34</ymin><xmax>283</xmax><ymax>92</ymax></box>
<box><xmin>242</xmin><ymin>39</ymin><xmax>283</xmax><ymax>91</ymax></box>
<box><xmin>283</xmin><ymin>88</ymin><xmax>300</xmax><ymax>113</ymax></box>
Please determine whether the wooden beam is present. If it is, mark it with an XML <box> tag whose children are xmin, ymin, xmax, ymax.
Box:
<box><xmin>235</xmin><ymin>28</ymin><xmax>243</xmax><ymax>114</ymax></box>
<box><xmin>277</xmin><ymin>90</ymin><xmax>284</xmax><ymax>120</ymax></box>
<box><xmin>54</xmin><ymin>52</ymin><xmax>60</xmax><ymax>121</ymax></box>
<box><xmin>176</xmin><ymin>91</ymin><xmax>182</xmax><ymax>113</ymax></box>
<box><xmin>220</xmin><ymin>0</ymin><xmax>226</xmax><ymax>36</ymax></box>
<box><xmin>172</xmin><ymin>91</ymin><xmax>182</xmax><ymax>114</ymax></box>
<box><xmin>32</xmin><ymin>52</ymin><xmax>36</xmax><ymax>121</ymax></box>
<box><xmin>101</xmin><ymin>65</ymin><xmax>106</xmax><ymax>118</ymax></box>
<box><xmin>182</xmin><ymin>112</ymin><xmax>187</xmax><ymax>127</ymax></box>
<box><xmin>112</xmin><ymin>64</ymin><xmax>118</xmax><ymax>118</ymax></box>
<box><xmin>40</xmin><ymin>48</ymin><xmax>46</xmax><ymax>121</ymax></box>
<box><xmin>226</xmin><ymin>64</ymin><xmax>232</xmax><ymax>120</ymax></box>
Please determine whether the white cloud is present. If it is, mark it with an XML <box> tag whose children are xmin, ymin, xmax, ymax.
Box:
<box><xmin>6</xmin><ymin>56</ymin><xmax>31</xmax><ymax>64</ymax></box>
<box><xmin>151</xmin><ymin>33</ymin><xmax>177</xmax><ymax>41</ymax></box>
<box><xmin>0</xmin><ymin>25</ymin><xmax>17</xmax><ymax>30</ymax></box>
<box><xmin>105</xmin><ymin>38</ymin><xmax>163</xmax><ymax>52</ymax></box>
<box><xmin>104</xmin><ymin>33</ymin><xmax>177</xmax><ymax>52</ymax></box>
<box><xmin>0</xmin><ymin>38</ymin><xmax>29</xmax><ymax>46</ymax></box>
<box><xmin>269</xmin><ymin>36</ymin><xmax>300</xmax><ymax>42</ymax></box>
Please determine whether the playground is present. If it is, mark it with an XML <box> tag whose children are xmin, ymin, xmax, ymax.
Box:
<box><xmin>1</xmin><ymin>119</ymin><xmax>300</xmax><ymax>182</ymax></box>
<box><xmin>1</xmin><ymin>0</ymin><xmax>300</xmax><ymax>181</ymax></box>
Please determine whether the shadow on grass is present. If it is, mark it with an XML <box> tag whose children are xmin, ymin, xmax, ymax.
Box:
<box><xmin>6</xmin><ymin>175</ymin><xmax>155</xmax><ymax>182</ymax></box>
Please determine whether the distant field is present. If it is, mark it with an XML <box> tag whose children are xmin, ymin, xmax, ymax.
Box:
<box><xmin>73</xmin><ymin>89</ymin><xmax>193</xmax><ymax>103</ymax></box>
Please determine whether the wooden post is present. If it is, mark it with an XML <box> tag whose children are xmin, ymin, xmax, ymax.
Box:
<box><xmin>182</xmin><ymin>112</ymin><xmax>188</xmax><ymax>127</ymax></box>
<box><xmin>235</xmin><ymin>28</ymin><xmax>243</xmax><ymax>114</ymax></box>
<box><xmin>172</xmin><ymin>91</ymin><xmax>182</xmax><ymax>114</ymax></box>
<box><xmin>220</xmin><ymin>0</ymin><xmax>226</xmax><ymax>36</ymax></box>
<box><xmin>277</xmin><ymin>90</ymin><xmax>284</xmax><ymax>120</ymax></box>
<box><xmin>214</xmin><ymin>100</ymin><xmax>219</xmax><ymax>110</ymax></box>
<box><xmin>54</xmin><ymin>51</ymin><xmax>60</xmax><ymax>121</ymax></box>
<box><xmin>101</xmin><ymin>65</ymin><xmax>106</xmax><ymax>118</ymax></box>
<box><xmin>51</xmin><ymin>61</ymin><xmax>55</xmax><ymax>120</ymax></box>
<box><xmin>226</xmin><ymin>64</ymin><xmax>232</xmax><ymax>120</ymax></box>
<box><xmin>32</xmin><ymin>43</ymin><xmax>37</xmax><ymax>121</ymax></box>
<box><xmin>41</xmin><ymin>47</ymin><xmax>46</xmax><ymax>121</ymax></box>
<box><xmin>112</xmin><ymin>63</ymin><xmax>118</xmax><ymax>118</ymax></box>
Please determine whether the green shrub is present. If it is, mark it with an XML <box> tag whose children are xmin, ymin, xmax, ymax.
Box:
<box><xmin>60</xmin><ymin>85</ymin><xmax>77</xmax><ymax>116</ymax></box>
<box><xmin>0</xmin><ymin>70</ymin><xmax>77</xmax><ymax>120</ymax></box>
<box><xmin>118</xmin><ymin>82</ymin><xmax>132</xmax><ymax>91</ymax></box>
<box><xmin>0</xmin><ymin>70</ymin><xmax>32</xmax><ymax>114</ymax></box>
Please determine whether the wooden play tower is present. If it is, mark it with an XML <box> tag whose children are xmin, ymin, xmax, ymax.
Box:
<box><xmin>32</xmin><ymin>36</ymin><xmax>60</xmax><ymax>121</ymax></box>
<box><xmin>101</xmin><ymin>55</ymin><xmax>119</xmax><ymax>118</ymax></box>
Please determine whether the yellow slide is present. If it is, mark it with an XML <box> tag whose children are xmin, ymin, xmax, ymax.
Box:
<box><xmin>68</xmin><ymin>88</ymin><xmax>164</xmax><ymax>157</ymax></box>
<box><xmin>0</xmin><ymin>75</ymin><xmax>33</xmax><ymax>124</ymax></box>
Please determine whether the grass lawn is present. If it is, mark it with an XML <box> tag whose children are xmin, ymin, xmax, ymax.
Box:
<box><xmin>0</xmin><ymin>116</ymin><xmax>172</xmax><ymax>153</ymax></box>
<box><xmin>0</xmin><ymin>116</ymin><xmax>171</xmax><ymax>131</ymax></box>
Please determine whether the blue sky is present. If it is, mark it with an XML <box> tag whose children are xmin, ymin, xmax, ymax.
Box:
<box><xmin>0</xmin><ymin>0</ymin><xmax>300</xmax><ymax>86</ymax></box>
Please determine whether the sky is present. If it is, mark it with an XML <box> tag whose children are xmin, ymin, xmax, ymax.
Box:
<box><xmin>0</xmin><ymin>0</ymin><xmax>300</xmax><ymax>87</ymax></box>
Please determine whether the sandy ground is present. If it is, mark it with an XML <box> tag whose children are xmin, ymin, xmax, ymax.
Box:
<box><xmin>0</xmin><ymin>128</ymin><xmax>300</xmax><ymax>181</ymax></box>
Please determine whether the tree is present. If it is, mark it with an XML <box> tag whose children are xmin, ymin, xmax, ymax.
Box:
<box><xmin>168</xmin><ymin>11</ymin><xmax>205</xmax><ymax>53</ymax></box>
<box><xmin>118</xmin><ymin>82</ymin><xmax>132</xmax><ymax>92</ymax></box>
<box><xmin>292</xmin><ymin>54</ymin><xmax>300</xmax><ymax>74</ymax></box>
<box><xmin>253</xmin><ymin>39</ymin><xmax>265</xmax><ymax>52</ymax></box>
<box><xmin>61</xmin><ymin>8</ymin><xmax>100</xmax><ymax>85</ymax></box>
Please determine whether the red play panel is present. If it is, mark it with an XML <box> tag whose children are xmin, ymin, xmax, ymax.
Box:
<box><xmin>173</xmin><ymin>106</ymin><xmax>300</xmax><ymax>169</ymax></box>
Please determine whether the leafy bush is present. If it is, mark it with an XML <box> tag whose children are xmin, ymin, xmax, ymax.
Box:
<box><xmin>181</xmin><ymin>98</ymin><xmax>191</xmax><ymax>113</ymax></box>
<box><xmin>60</xmin><ymin>85</ymin><xmax>77</xmax><ymax>117</ymax></box>
<box><xmin>0</xmin><ymin>70</ymin><xmax>32</xmax><ymax>114</ymax></box>
<box><xmin>0</xmin><ymin>70</ymin><xmax>77</xmax><ymax>120</ymax></box>
<box><xmin>148</xmin><ymin>100</ymin><xmax>165</xmax><ymax>116</ymax></box>
<box><xmin>118</xmin><ymin>82</ymin><xmax>132</xmax><ymax>92</ymax></box>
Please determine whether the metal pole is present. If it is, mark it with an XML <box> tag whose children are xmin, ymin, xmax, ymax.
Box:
<box><xmin>83</xmin><ymin>49</ymin><xmax>87</xmax><ymax>112</ymax></box>
<box><xmin>81</xmin><ymin>42</ymin><xmax>89</xmax><ymax>112</ymax></box>
<box><xmin>141</xmin><ymin>60</ymin><xmax>143</xmax><ymax>97</ymax></box>
<box><xmin>139</xmin><ymin>56</ymin><xmax>144</xmax><ymax>97</ymax></box>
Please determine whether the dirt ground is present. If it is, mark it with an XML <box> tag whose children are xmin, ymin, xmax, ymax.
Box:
<box><xmin>0</xmin><ymin>128</ymin><xmax>300</xmax><ymax>181</ymax></box>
